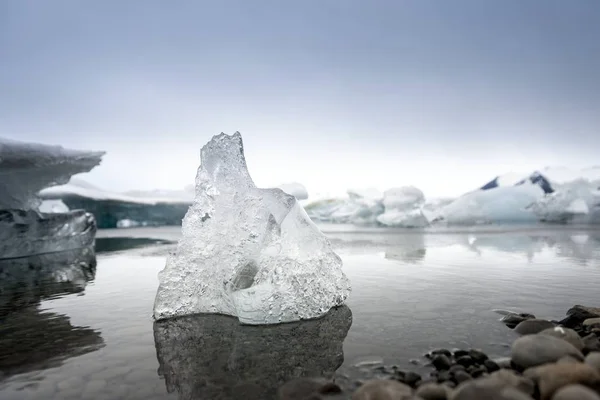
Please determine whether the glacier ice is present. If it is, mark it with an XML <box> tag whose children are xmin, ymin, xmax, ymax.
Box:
<box><xmin>432</xmin><ymin>184</ymin><xmax>544</xmax><ymax>225</ymax></box>
<box><xmin>0</xmin><ymin>138</ymin><xmax>104</xmax><ymax>210</ymax></box>
<box><xmin>527</xmin><ymin>183</ymin><xmax>599</xmax><ymax>223</ymax></box>
<box><xmin>40</xmin><ymin>179</ymin><xmax>192</xmax><ymax>228</ymax></box>
<box><xmin>0</xmin><ymin>209</ymin><xmax>97</xmax><ymax>259</ymax></box>
<box><xmin>0</xmin><ymin>138</ymin><xmax>103</xmax><ymax>259</ymax></box>
<box><xmin>153</xmin><ymin>132</ymin><xmax>350</xmax><ymax>324</ymax></box>
<box><xmin>377</xmin><ymin>186</ymin><xmax>429</xmax><ymax>227</ymax></box>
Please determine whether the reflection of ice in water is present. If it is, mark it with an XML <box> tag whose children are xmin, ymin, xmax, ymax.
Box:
<box><xmin>153</xmin><ymin>305</ymin><xmax>352</xmax><ymax>400</ymax></box>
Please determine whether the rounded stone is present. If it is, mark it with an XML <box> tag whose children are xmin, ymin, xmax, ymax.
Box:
<box><xmin>583</xmin><ymin>318</ymin><xmax>600</xmax><ymax>327</ymax></box>
<box><xmin>540</xmin><ymin>327</ymin><xmax>585</xmax><ymax>351</ymax></box>
<box><xmin>511</xmin><ymin>334</ymin><xmax>584</xmax><ymax>369</ymax></box>
<box><xmin>352</xmin><ymin>379</ymin><xmax>413</xmax><ymax>400</ymax></box>
<box><xmin>415</xmin><ymin>382</ymin><xmax>449</xmax><ymax>400</ymax></box>
<box><xmin>514</xmin><ymin>319</ymin><xmax>555</xmax><ymax>335</ymax></box>
<box><xmin>585</xmin><ymin>352</ymin><xmax>600</xmax><ymax>373</ymax></box>
<box><xmin>278</xmin><ymin>378</ymin><xmax>341</xmax><ymax>399</ymax></box>
<box><xmin>450</xmin><ymin>378</ymin><xmax>535</xmax><ymax>400</ymax></box>
<box><xmin>484</xmin><ymin>359</ymin><xmax>501</xmax><ymax>373</ymax></box>
<box><xmin>552</xmin><ymin>384</ymin><xmax>600</xmax><ymax>400</ymax></box>
<box><xmin>524</xmin><ymin>362</ymin><xmax>600</xmax><ymax>400</ymax></box>
<box><xmin>432</xmin><ymin>355</ymin><xmax>452</xmax><ymax>371</ymax></box>
<box><xmin>453</xmin><ymin>371</ymin><xmax>472</xmax><ymax>384</ymax></box>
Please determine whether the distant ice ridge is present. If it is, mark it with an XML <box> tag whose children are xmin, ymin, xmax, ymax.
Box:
<box><xmin>153</xmin><ymin>132</ymin><xmax>351</xmax><ymax>324</ymax></box>
<box><xmin>40</xmin><ymin>179</ymin><xmax>194</xmax><ymax>228</ymax></box>
<box><xmin>304</xmin><ymin>167</ymin><xmax>600</xmax><ymax>227</ymax></box>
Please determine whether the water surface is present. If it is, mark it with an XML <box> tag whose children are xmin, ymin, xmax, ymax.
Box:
<box><xmin>1</xmin><ymin>225</ymin><xmax>599</xmax><ymax>399</ymax></box>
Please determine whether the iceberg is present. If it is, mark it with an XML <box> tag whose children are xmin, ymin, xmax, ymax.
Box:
<box><xmin>277</xmin><ymin>182</ymin><xmax>309</xmax><ymax>200</ymax></box>
<box><xmin>527</xmin><ymin>183</ymin><xmax>600</xmax><ymax>223</ymax></box>
<box><xmin>432</xmin><ymin>184</ymin><xmax>544</xmax><ymax>225</ymax></box>
<box><xmin>0</xmin><ymin>138</ymin><xmax>104</xmax><ymax>259</ymax></box>
<box><xmin>376</xmin><ymin>186</ymin><xmax>429</xmax><ymax>228</ymax></box>
<box><xmin>0</xmin><ymin>138</ymin><xmax>104</xmax><ymax>210</ymax></box>
<box><xmin>40</xmin><ymin>179</ymin><xmax>193</xmax><ymax>228</ymax></box>
<box><xmin>153</xmin><ymin>132</ymin><xmax>350</xmax><ymax>324</ymax></box>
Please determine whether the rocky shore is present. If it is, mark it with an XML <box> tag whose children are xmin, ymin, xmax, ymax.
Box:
<box><xmin>278</xmin><ymin>305</ymin><xmax>600</xmax><ymax>400</ymax></box>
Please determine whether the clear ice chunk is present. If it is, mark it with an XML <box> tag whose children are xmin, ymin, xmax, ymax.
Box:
<box><xmin>153</xmin><ymin>132</ymin><xmax>351</xmax><ymax>324</ymax></box>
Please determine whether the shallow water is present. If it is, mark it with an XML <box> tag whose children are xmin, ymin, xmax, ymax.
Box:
<box><xmin>1</xmin><ymin>225</ymin><xmax>600</xmax><ymax>399</ymax></box>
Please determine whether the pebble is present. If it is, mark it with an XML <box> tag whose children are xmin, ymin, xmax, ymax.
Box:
<box><xmin>585</xmin><ymin>352</ymin><xmax>600</xmax><ymax>373</ymax></box>
<box><xmin>502</xmin><ymin>313</ymin><xmax>536</xmax><ymax>329</ymax></box>
<box><xmin>455</xmin><ymin>356</ymin><xmax>474</xmax><ymax>368</ymax></box>
<box><xmin>352</xmin><ymin>379</ymin><xmax>413</xmax><ymax>400</ymax></box>
<box><xmin>583</xmin><ymin>334</ymin><xmax>600</xmax><ymax>353</ymax></box>
<box><xmin>415</xmin><ymin>382</ymin><xmax>449</xmax><ymax>400</ymax></box>
<box><xmin>552</xmin><ymin>384</ymin><xmax>600</xmax><ymax>400</ymax></box>
<box><xmin>540</xmin><ymin>327</ymin><xmax>585</xmax><ymax>351</ymax></box>
<box><xmin>511</xmin><ymin>334</ymin><xmax>584</xmax><ymax>370</ymax></box>
<box><xmin>468</xmin><ymin>349</ymin><xmax>488</xmax><ymax>364</ymax></box>
<box><xmin>278</xmin><ymin>377</ymin><xmax>342</xmax><ymax>400</ymax></box>
<box><xmin>514</xmin><ymin>319</ymin><xmax>556</xmax><ymax>335</ymax></box>
<box><xmin>453</xmin><ymin>371</ymin><xmax>472</xmax><ymax>384</ymax></box>
<box><xmin>584</xmin><ymin>318</ymin><xmax>600</xmax><ymax>327</ymax></box>
<box><xmin>484</xmin><ymin>359</ymin><xmax>501</xmax><ymax>373</ymax></box>
<box><xmin>524</xmin><ymin>362</ymin><xmax>600</xmax><ymax>400</ymax></box>
<box><xmin>432</xmin><ymin>355</ymin><xmax>452</xmax><ymax>371</ymax></box>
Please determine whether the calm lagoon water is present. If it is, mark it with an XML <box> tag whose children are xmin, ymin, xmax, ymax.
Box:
<box><xmin>1</xmin><ymin>224</ymin><xmax>600</xmax><ymax>399</ymax></box>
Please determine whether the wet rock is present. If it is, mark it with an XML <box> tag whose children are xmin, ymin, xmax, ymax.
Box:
<box><xmin>559</xmin><ymin>306</ymin><xmax>600</xmax><ymax>329</ymax></box>
<box><xmin>515</xmin><ymin>319</ymin><xmax>555</xmax><ymax>335</ymax></box>
<box><xmin>449</xmin><ymin>378</ymin><xmax>534</xmax><ymax>400</ymax></box>
<box><xmin>455</xmin><ymin>356</ymin><xmax>474</xmax><ymax>368</ymax></box>
<box><xmin>583</xmin><ymin>334</ymin><xmax>600</xmax><ymax>353</ymax></box>
<box><xmin>469</xmin><ymin>366</ymin><xmax>487</xmax><ymax>378</ymax></box>
<box><xmin>453</xmin><ymin>371</ymin><xmax>472</xmax><ymax>384</ymax></box>
<box><xmin>524</xmin><ymin>362</ymin><xmax>600</xmax><ymax>400</ymax></box>
<box><xmin>449</xmin><ymin>365</ymin><xmax>465</xmax><ymax>374</ymax></box>
<box><xmin>552</xmin><ymin>384</ymin><xmax>600</xmax><ymax>400</ymax></box>
<box><xmin>468</xmin><ymin>349</ymin><xmax>488</xmax><ymax>364</ymax></box>
<box><xmin>404</xmin><ymin>371</ymin><xmax>423</xmax><ymax>388</ymax></box>
<box><xmin>432</xmin><ymin>355</ymin><xmax>452</xmax><ymax>371</ymax></box>
<box><xmin>437</xmin><ymin>371</ymin><xmax>451</xmax><ymax>383</ymax></box>
<box><xmin>540</xmin><ymin>327</ymin><xmax>585</xmax><ymax>350</ymax></box>
<box><xmin>585</xmin><ymin>352</ymin><xmax>600</xmax><ymax>373</ymax></box>
<box><xmin>584</xmin><ymin>318</ymin><xmax>600</xmax><ymax>327</ymax></box>
<box><xmin>428</xmin><ymin>349</ymin><xmax>452</xmax><ymax>359</ymax></box>
<box><xmin>511</xmin><ymin>334</ymin><xmax>584</xmax><ymax>370</ymax></box>
<box><xmin>415</xmin><ymin>383</ymin><xmax>449</xmax><ymax>400</ymax></box>
<box><xmin>453</xmin><ymin>350</ymin><xmax>469</xmax><ymax>359</ymax></box>
<box><xmin>502</xmin><ymin>313</ymin><xmax>536</xmax><ymax>329</ymax></box>
<box><xmin>352</xmin><ymin>379</ymin><xmax>413</xmax><ymax>400</ymax></box>
<box><xmin>484</xmin><ymin>359</ymin><xmax>501</xmax><ymax>373</ymax></box>
<box><xmin>278</xmin><ymin>378</ymin><xmax>342</xmax><ymax>400</ymax></box>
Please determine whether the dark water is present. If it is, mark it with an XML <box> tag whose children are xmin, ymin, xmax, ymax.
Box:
<box><xmin>1</xmin><ymin>225</ymin><xmax>600</xmax><ymax>399</ymax></box>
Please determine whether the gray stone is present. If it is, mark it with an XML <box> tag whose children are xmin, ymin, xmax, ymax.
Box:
<box><xmin>552</xmin><ymin>384</ymin><xmax>600</xmax><ymax>400</ymax></box>
<box><xmin>540</xmin><ymin>327</ymin><xmax>585</xmax><ymax>351</ymax></box>
<box><xmin>352</xmin><ymin>379</ymin><xmax>413</xmax><ymax>400</ymax></box>
<box><xmin>524</xmin><ymin>362</ymin><xmax>600</xmax><ymax>400</ymax></box>
<box><xmin>585</xmin><ymin>352</ymin><xmax>600</xmax><ymax>373</ymax></box>
<box><xmin>278</xmin><ymin>378</ymin><xmax>341</xmax><ymax>400</ymax></box>
<box><xmin>583</xmin><ymin>318</ymin><xmax>600</xmax><ymax>327</ymax></box>
<box><xmin>449</xmin><ymin>378</ymin><xmax>534</xmax><ymax>400</ymax></box>
<box><xmin>415</xmin><ymin>382</ymin><xmax>449</xmax><ymax>400</ymax></box>
<box><xmin>514</xmin><ymin>319</ymin><xmax>555</xmax><ymax>335</ymax></box>
<box><xmin>487</xmin><ymin>370</ymin><xmax>535</xmax><ymax>396</ymax></box>
<box><xmin>493</xmin><ymin>357</ymin><xmax>513</xmax><ymax>369</ymax></box>
<box><xmin>512</xmin><ymin>334</ymin><xmax>584</xmax><ymax>369</ymax></box>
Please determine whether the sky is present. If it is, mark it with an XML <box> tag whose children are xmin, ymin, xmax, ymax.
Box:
<box><xmin>1</xmin><ymin>0</ymin><xmax>599</xmax><ymax>198</ymax></box>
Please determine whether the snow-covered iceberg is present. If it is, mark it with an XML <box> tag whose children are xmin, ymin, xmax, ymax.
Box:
<box><xmin>0</xmin><ymin>138</ymin><xmax>104</xmax><ymax>210</ymax></box>
<box><xmin>153</xmin><ymin>132</ymin><xmax>350</xmax><ymax>324</ymax></box>
<box><xmin>376</xmin><ymin>186</ymin><xmax>429</xmax><ymax>227</ymax></box>
<box><xmin>0</xmin><ymin>138</ymin><xmax>104</xmax><ymax>259</ymax></box>
<box><xmin>40</xmin><ymin>179</ymin><xmax>193</xmax><ymax>228</ymax></box>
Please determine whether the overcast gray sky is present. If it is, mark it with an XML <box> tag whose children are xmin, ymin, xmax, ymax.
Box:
<box><xmin>1</xmin><ymin>0</ymin><xmax>599</xmax><ymax>198</ymax></box>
